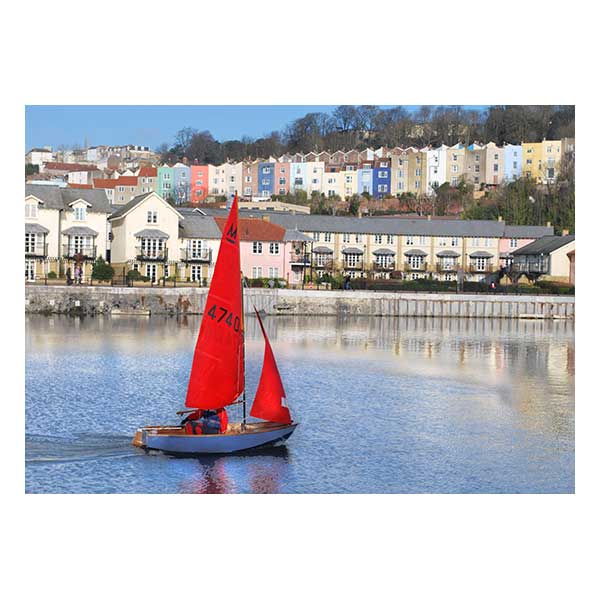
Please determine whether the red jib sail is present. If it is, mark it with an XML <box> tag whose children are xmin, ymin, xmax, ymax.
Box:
<box><xmin>250</xmin><ymin>308</ymin><xmax>292</xmax><ymax>424</ymax></box>
<box><xmin>185</xmin><ymin>196</ymin><xmax>244</xmax><ymax>409</ymax></box>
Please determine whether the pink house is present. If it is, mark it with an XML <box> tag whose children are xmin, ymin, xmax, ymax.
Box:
<box><xmin>274</xmin><ymin>162</ymin><xmax>290</xmax><ymax>195</ymax></box>
<box><xmin>190</xmin><ymin>165</ymin><xmax>209</xmax><ymax>203</ymax></box>
<box><xmin>214</xmin><ymin>216</ymin><xmax>309</xmax><ymax>284</ymax></box>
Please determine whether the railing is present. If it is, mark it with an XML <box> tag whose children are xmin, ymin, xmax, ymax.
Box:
<box><xmin>312</xmin><ymin>260</ymin><xmax>334</xmax><ymax>270</ymax></box>
<box><xmin>404</xmin><ymin>261</ymin><xmax>428</xmax><ymax>272</ymax></box>
<box><xmin>289</xmin><ymin>254</ymin><xmax>311</xmax><ymax>267</ymax></box>
<box><xmin>436</xmin><ymin>261</ymin><xmax>459</xmax><ymax>272</ymax></box>
<box><xmin>372</xmin><ymin>261</ymin><xmax>395</xmax><ymax>271</ymax></box>
<box><xmin>180</xmin><ymin>248</ymin><xmax>212</xmax><ymax>262</ymax></box>
<box><xmin>510</xmin><ymin>258</ymin><xmax>549</xmax><ymax>274</ymax></box>
<box><xmin>62</xmin><ymin>245</ymin><xmax>97</xmax><ymax>260</ymax></box>
<box><xmin>467</xmin><ymin>262</ymin><xmax>496</xmax><ymax>273</ymax></box>
<box><xmin>25</xmin><ymin>243</ymin><xmax>48</xmax><ymax>258</ymax></box>
<box><xmin>342</xmin><ymin>261</ymin><xmax>364</xmax><ymax>270</ymax></box>
<box><xmin>135</xmin><ymin>246</ymin><xmax>168</xmax><ymax>261</ymax></box>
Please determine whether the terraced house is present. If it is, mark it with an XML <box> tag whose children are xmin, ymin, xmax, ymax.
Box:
<box><xmin>25</xmin><ymin>184</ymin><xmax>111</xmax><ymax>282</ymax></box>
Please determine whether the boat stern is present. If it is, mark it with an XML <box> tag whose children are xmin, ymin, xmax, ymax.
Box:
<box><xmin>132</xmin><ymin>428</ymin><xmax>146</xmax><ymax>449</ymax></box>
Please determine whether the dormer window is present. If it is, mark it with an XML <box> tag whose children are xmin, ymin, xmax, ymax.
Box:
<box><xmin>74</xmin><ymin>206</ymin><xmax>87</xmax><ymax>221</ymax></box>
<box><xmin>25</xmin><ymin>203</ymin><xmax>38</xmax><ymax>218</ymax></box>
<box><xmin>147</xmin><ymin>211</ymin><xmax>158</xmax><ymax>224</ymax></box>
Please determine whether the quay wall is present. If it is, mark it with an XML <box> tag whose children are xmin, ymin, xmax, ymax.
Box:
<box><xmin>24</xmin><ymin>286</ymin><xmax>575</xmax><ymax>319</ymax></box>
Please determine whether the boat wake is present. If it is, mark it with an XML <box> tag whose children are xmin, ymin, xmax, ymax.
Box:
<box><xmin>25</xmin><ymin>433</ymin><xmax>141</xmax><ymax>464</ymax></box>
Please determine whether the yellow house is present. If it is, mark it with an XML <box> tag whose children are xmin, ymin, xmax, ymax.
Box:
<box><xmin>108</xmin><ymin>191</ymin><xmax>183</xmax><ymax>283</ymax></box>
<box><xmin>341</xmin><ymin>169</ymin><xmax>358</xmax><ymax>198</ymax></box>
<box><xmin>522</xmin><ymin>142</ymin><xmax>542</xmax><ymax>181</ymax></box>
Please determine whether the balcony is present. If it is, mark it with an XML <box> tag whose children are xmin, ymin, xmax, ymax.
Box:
<box><xmin>289</xmin><ymin>253</ymin><xmax>311</xmax><ymax>267</ymax></box>
<box><xmin>467</xmin><ymin>262</ymin><xmax>496</xmax><ymax>273</ymax></box>
<box><xmin>510</xmin><ymin>258</ymin><xmax>549</xmax><ymax>274</ymax></box>
<box><xmin>312</xmin><ymin>260</ymin><xmax>334</xmax><ymax>271</ymax></box>
<box><xmin>436</xmin><ymin>261</ymin><xmax>459</xmax><ymax>272</ymax></box>
<box><xmin>181</xmin><ymin>248</ymin><xmax>212</xmax><ymax>263</ymax></box>
<box><xmin>135</xmin><ymin>246</ymin><xmax>168</xmax><ymax>262</ymax></box>
<box><xmin>371</xmin><ymin>261</ymin><xmax>395</xmax><ymax>271</ymax></box>
<box><xmin>63</xmin><ymin>245</ymin><xmax>97</xmax><ymax>260</ymax></box>
<box><xmin>342</xmin><ymin>261</ymin><xmax>364</xmax><ymax>271</ymax></box>
<box><xmin>25</xmin><ymin>243</ymin><xmax>48</xmax><ymax>258</ymax></box>
<box><xmin>403</xmin><ymin>261</ymin><xmax>428</xmax><ymax>272</ymax></box>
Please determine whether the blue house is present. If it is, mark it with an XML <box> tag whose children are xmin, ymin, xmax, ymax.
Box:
<box><xmin>503</xmin><ymin>144</ymin><xmax>523</xmax><ymax>182</ymax></box>
<box><xmin>358</xmin><ymin>166</ymin><xmax>373</xmax><ymax>196</ymax></box>
<box><xmin>258</xmin><ymin>162</ymin><xmax>275</xmax><ymax>198</ymax></box>
<box><xmin>171</xmin><ymin>162</ymin><xmax>190</xmax><ymax>204</ymax></box>
<box><xmin>373</xmin><ymin>159</ymin><xmax>391</xmax><ymax>199</ymax></box>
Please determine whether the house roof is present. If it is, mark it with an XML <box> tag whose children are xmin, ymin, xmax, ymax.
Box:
<box><xmin>264</xmin><ymin>213</ymin><xmax>554</xmax><ymax>239</ymax></box>
<box><xmin>312</xmin><ymin>246</ymin><xmax>333</xmax><ymax>254</ymax></box>
<box><xmin>68</xmin><ymin>183</ymin><xmax>93</xmax><ymax>189</ymax></box>
<box><xmin>109</xmin><ymin>192</ymin><xmax>156</xmax><ymax>220</ymax></box>
<box><xmin>373</xmin><ymin>248</ymin><xmax>396</xmax><ymax>256</ymax></box>
<box><xmin>404</xmin><ymin>249</ymin><xmax>428</xmax><ymax>256</ymax></box>
<box><xmin>114</xmin><ymin>176</ymin><xmax>138</xmax><ymax>186</ymax></box>
<box><xmin>512</xmin><ymin>235</ymin><xmax>575</xmax><ymax>256</ymax></box>
<box><xmin>341</xmin><ymin>247</ymin><xmax>363</xmax><ymax>255</ymax></box>
<box><xmin>436</xmin><ymin>250</ymin><xmax>461</xmax><ymax>257</ymax></box>
<box><xmin>25</xmin><ymin>223</ymin><xmax>50</xmax><ymax>234</ymax></box>
<box><xmin>134</xmin><ymin>228</ymin><xmax>169</xmax><ymax>239</ymax></box>
<box><xmin>25</xmin><ymin>184</ymin><xmax>112</xmax><ymax>213</ymax></box>
<box><xmin>63</xmin><ymin>226</ymin><xmax>99</xmax><ymax>237</ymax></box>
<box><xmin>469</xmin><ymin>251</ymin><xmax>494</xmax><ymax>258</ymax></box>
<box><xmin>43</xmin><ymin>162</ymin><xmax>99</xmax><ymax>172</ymax></box>
<box><xmin>93</xmin><ymin>179</ymin><xmax>119</xmax><ymax>189</ymax></box>
<box><xmin>138</xmin><ymin>166</ymin><xmax>157</xmax><ymax>177</ymax></box>
<box><xmin>214</xmin><ymin>217</ymin><xmax>286</xmax><ymax>242</ymax></box>
<box><xmin>177</xmin><ymin>209</ymin><xmax>222</xmax><ymax>239</ymax></box>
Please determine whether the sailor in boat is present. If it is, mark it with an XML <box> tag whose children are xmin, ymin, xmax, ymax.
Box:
<box><xmin>180</xmin><ymin>408</ymin><xmax>228</xmax><ymax>435</ymax></box>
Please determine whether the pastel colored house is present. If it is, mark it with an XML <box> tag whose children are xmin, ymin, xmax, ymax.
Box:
<box><xmin>483</xmin><ymin>142</ymin><xmax>504</xmax><ymax>185</ymax></box>
<box><xmin>108</xmin><ymin>191</ymin><xmax>183</xmax><ymax>283</ymax></box>
<box><xmin>511</xmin><ymin>234</ymin><xmax>575</xmax><ymax>282</ymax></box>
<box><xmin>341</xmin><ymin>168</ymin><xmax>358</xmax><ymax>198</ymax></box>
<box><xmin>357</xmin><ymin>163</ymin><xmax>374</xmax><ymax>196</ymax></box>
<box><xmin>521</xmin><ymin>141</ymin><xmax>562</xmax><ymax>183</ymax></box>
<box><xmin>503</xmin><ymin>144</ymin><xmax>522</xmax><ymax>182</ymax></box>
<box><xmin>424</xmin><ymin>145</ymin><xmax>448</xmax><ymax>195</ymax></box>
<box><xmin>464</xmin><ymin>143</ymin><xmax>485</xmax><ymax>187</ymax></box>
<box><xmin>289</xmin><ymin>162</ymin><xmax>308</xmax><ymax>194</ymax></box>
<box><xmin>157</xmin><ymin>165</ymin><xmax>174</xmax><ymax>201</ymax></box>
<box><xmin>138</xmin><ymin>166</ymin><xmax>158</xmax><ymax>194</ymax></box>
<box><xmin>323</xmin><ymin>170</ymin><xmax>343</xmax><ymax>198</ymax></box>
<box><xmin>171</xmin><ymin>162</ymin><xmax>190</xmax><ymax>204</ymax></box>
<box><xmin>190</xmin><ymin>165</ymin><xmax>209</xmax><ymax>203</ymax></box>
<box><xmin>446</xmin><ymin>143</ymin><xmax>465</xmax><ymax>187</ymax></box>
<box><xmin>274</xmin><ymin>162</ymin><xmax>290</xmax><ymax>195</ymax></box>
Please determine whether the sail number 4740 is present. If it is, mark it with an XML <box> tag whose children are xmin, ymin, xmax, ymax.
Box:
<box><xmin>206</xmin><ymin>304</ymin><xmax>241</xmax><ymax>332</ymax></box>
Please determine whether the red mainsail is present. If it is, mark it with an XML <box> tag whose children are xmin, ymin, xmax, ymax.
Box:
<box><xmin>250</xmin><ymin>308</ymin><xmax>292</xmax><ymax>424</ymax></box>
<box><xmin>185</xmin><ymin>196</ymin><xmax>245</xmax><ymax>409</ymax></box>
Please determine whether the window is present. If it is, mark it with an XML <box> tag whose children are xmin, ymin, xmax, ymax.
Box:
<box><xmin>261</xmin><ymin>190</ymin><xmax>270</xmax><ymax>197</ymax></box>
<box><xmin>406</xmin><ymin>236</ymin><xmax>414</xmax><ymax>246</ymax></box>
<box><xmin>147</xmin><ymin>210</ymin><xmax>157</xmax><ymax>224</ymax></box>
<box><xmin>279</xmin><ymin>178</ymin><xmax>286</xmax><ymax>185</ymax></box>
<box><xmin>25</xmin><ymin>233</ymin><xmax>37</xmax><ymax>253</ymax></box>
<box><xmin>494</xmin><ymin>154</ymin><xmax>498</xmax><ymax>160</ymax></box>
<box><xmin>324</xmin><ymin>233</ymin><xmax>332</xmax><ymax>242</ymax></box>
<box><xmin>191</xmin><ymin>264</ymin><xmax>202</xmax><ymax>282</ymax></box>
<box><xmin>345</xmin><ymin>253</ymin><xmax>361</xmax><ymax>267</ymax></box>
<box><xmin>313</xmin><ymin>232</ymin><xmax>320</xmax><ymax>242</ymax></box>
<box><xmin>475</xmin><ymin>155</ymin><xmax>480</xmax><ymax>162</ymax></box>
<box><xmin>483</xmin><ymin>238</ymin><xmax>492</xmax><ymax>247</ymax></box>
<box><xmin>438</xmin><ymin>237</ymin><xmax>447</xmax><ymax>246</ymax></box>
<box><xmin>342</xmin><ymin>233</ymin><xmax>350</xmax><ymax>243</ymax></box>
<box><xmin>268</xmin><ymin>267</ymin><xmax>279</xmax><ymax>278</ymax></box>
<box><xmin>262</xmin><ymin>167</ymin><xmax>271</xmax><ymax>174</ymax></box>
<box><xmin>408</xmin><ymin>254</ymin><xmax>424</xmax><ymax>269</ymax></box>
<box><xmin>74</xmin><ymin>205</ymin><xmax>87</xmax><ymax>221</ymax></box>
<box><xmin>415</xmin><ymin>181</ymin><xmax>421</xmax><ymax>188</ymax></box>
<box><xmin>397</xmin><ymin>182</ymin><xmax>404</xmax><ymax>190</ymax></box>
<box><xmin>374</xmin><ymin>234</ymin><xmax>382</xmax><ymax>244</ymax></box>
<box><xmin>387</xmin><ymin>235</ymin><xmax>394</xmax><ymax>244</ymax></box>
<box><xmin>355</xmin><ymin>234</ymin><xmax>362</xmax><ymax>243</ymax></box>
<box><xmin>452</xmin><ymin>154</ymin><xmax>458</xmax><ymax>161</ymax></box>
<box><xmin>140</xmin><ymin>237</ymin><xmax>164</xmax><ymax>258</ymax></box>
<box><xmin>252</xmin><ymin>242</ymin><xmax>263</xmax><ymax>254</ymax></box>
<box><xmin>474</xmin><ymin>257</ymin><xmax>488</xmax><ymax>271</ymax></box>
<box><xmin>415</xmin><ymin>169</ymin><xmax>421</xmax><ymax>176</ymax></box>
<box><xmin>25</xmin><ymin>203</ymin><xmax>38</xmax><ymax>218</ymax></box>
<box><xmin>379</xmin><ymin>171</ymin><xmax>388</xmax><ymax>178</ymax></box>
<box><xmin>262</xmin><ymin>179</ymin><xmax>270</xmax><ymax>185</ymax></box>
<box><xmin>510</xmin><ymin>238</ymin><xmax>518</xmax><ymax>249</ymax></box>
<box><xmin>475</xmin><ymin>165</ymin><xmax>480</xmax><ymax>173</ymax></box>
<box><xmin>163</xmin><ymin>172</ymin><xmax>171</xmax><ymax>179</ymax></box>
<box><xmin>280</xmin><ymin>167</ymin><xmax>285</xmax><ymax>174</ymax></box>
<box><xmin>472</xmin><ymin>237</ymin><xmax>480</xmax><ymax>246</ymax></box>
<box><xmin>451</xmin><ymin>177</ymin><xmax>458</xmax><ymax>186</ymax></box>
<box><xmin>245</xmin><ymin>176</ymin><xmax>252</xmax><ymax>182</ymax></box>
<box><xmin>252</xmin><ymin>266</ymin><xmax>262</xmax><ymax>278</ymax></box>
<box><xmin>187</xmin><ymin>239</ymin><xmax>204</xmax><ymax>259</ymax></box>
<box><xmin>345</xmin><ymin>176</ymin><xmax>353</xmax><ymax>183</ymax></box>
<box><xmin>493</xmin><ymin>164</ymin><xmax>499</xmax><ymax>172</ymax></box>
<box><xmin>513</xmin><ymin>162</ymin><xmax>517</xmax><ymax>169</ymax></box>
<box><xmin>312</xmin><ymin>179</ymin><xmax>319</xmax><ymax>184</ymax></box>
<box><xmin>452</xmin><ymin>165</ymin><xmax>458</xmax><ymax>173</ymax></box>
<box><xmin>269</xmin><ymin>242</ymin><xmax>280</xmax><ymax>255</ymax></box>
<box><xmin>451</xmin><ymin>237</ymin><xmax>459</xmax><ymax>247</ymax></box>
<box><xmin>244</xmin><ymin>187</ymin><xmax>252</xmax><ymax>195</ymax></box>
<box><xmin>278</xmin><ymin>188</ymin><xmax>286</xmax><ymax>195</ymax></box>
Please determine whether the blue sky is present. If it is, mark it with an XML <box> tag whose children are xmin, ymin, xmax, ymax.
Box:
<box><xmin>25</xmin><ymin>105</ymin><xmax>489</xmax><ymax>151</ymax></box>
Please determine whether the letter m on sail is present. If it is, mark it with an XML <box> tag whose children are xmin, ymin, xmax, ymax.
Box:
<box><xmin>226</xmin><ymin>224</ymin><xmax>237</xmax><ymax>244</ymax></box>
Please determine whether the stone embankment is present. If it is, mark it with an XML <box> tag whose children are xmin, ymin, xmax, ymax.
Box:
<box><xmin>25</xmin><ymin>285</ymin><xmax>575</xmax><ymax>319</ymax></box>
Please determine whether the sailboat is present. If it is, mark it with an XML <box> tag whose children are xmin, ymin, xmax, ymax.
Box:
<box><xmin>132</xmin><ymin>195</ymin><xmax>297</xmax><ymax>456</ymax></box>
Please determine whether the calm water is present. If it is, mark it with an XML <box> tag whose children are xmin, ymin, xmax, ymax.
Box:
<box><xmin>25</xmin><ymin>314</ymin><xmax>574</xmax><ymax>493</ymax></box>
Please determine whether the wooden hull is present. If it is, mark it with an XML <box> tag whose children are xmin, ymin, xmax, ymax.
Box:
<box><xmin>132</xmin><ymin>422</ymin><xmax>297</xmax><ymax>456</ymax></box>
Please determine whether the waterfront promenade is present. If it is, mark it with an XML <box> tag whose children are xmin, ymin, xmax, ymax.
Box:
<box><xmin>25</xmin><ymin>285</ymin><xmax>575</xmax><ymax>319</ymax></box>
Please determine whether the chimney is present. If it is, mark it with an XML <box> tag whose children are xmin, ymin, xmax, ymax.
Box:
<box><xmin>262</xmin><ymin>215</ymin><xmax>270</xmax><ymax>222</ymax></box>
<box><xmin>562</xmin><ymin>229</ymin><xmax>570</xmax><ymax>236</ymax></box>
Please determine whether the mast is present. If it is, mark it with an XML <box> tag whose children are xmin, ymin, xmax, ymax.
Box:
<box><xmin>241</xmin><ymin>271</ymin><xmax>247</xmax><ymax>428</ymax></box>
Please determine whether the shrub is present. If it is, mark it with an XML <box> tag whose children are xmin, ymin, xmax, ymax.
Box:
<box><xmin>47</xmin><ymin>271</ymin><xmax>57</xmax><ymax>279</ymax></box>
<box><xmin>127</xmin><ymin>269</ymin><xmax>143</xmax><ymax>281</ymax></box>
<box><xmin>91</xmin><ymin>257</ymin><xmax>114</xmax><ymax>282</ymax></box>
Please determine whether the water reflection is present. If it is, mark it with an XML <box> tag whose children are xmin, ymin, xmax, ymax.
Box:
<box><xmin>178</xmin><ymin>448</ymin><xmax>290</xmax><ymax>494</ymax></box>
